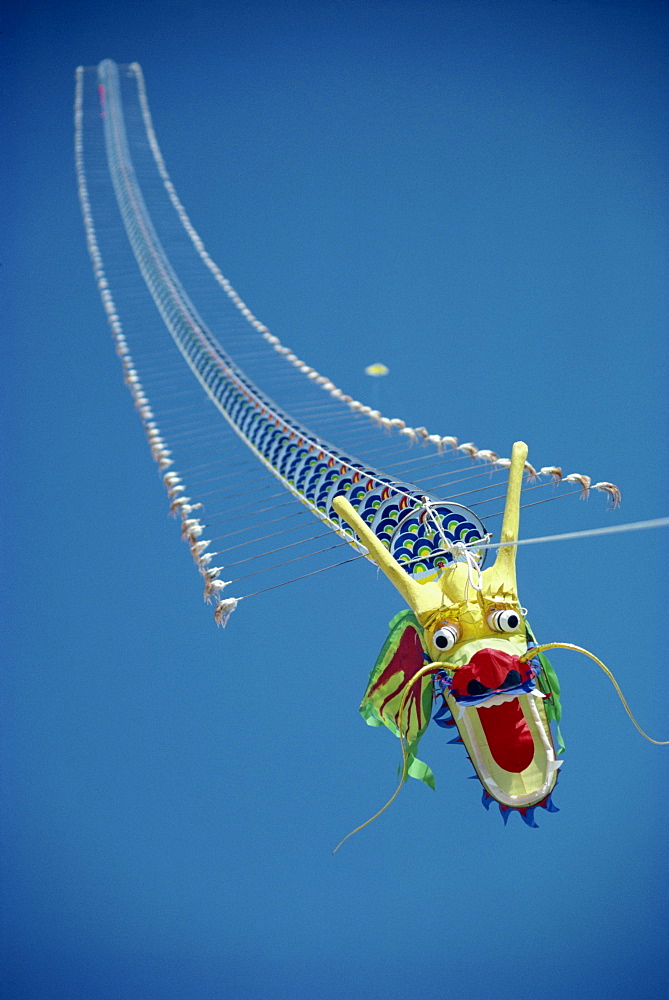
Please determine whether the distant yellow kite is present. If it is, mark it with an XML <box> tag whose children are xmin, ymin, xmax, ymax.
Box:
<box><xmin>365</xmin><ymin>363</ymin><xmax>389</xmax><ymax>377</ymax></box>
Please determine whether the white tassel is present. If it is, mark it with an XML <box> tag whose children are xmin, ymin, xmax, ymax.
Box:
<box><xmin>592</xmin><ymin>482</ymin><xmax>622</xmax><ymax>508</ymax></box>
<box><xmin>196</xmin><ymin>550</ymin><xmax>217</xmax><ymax>567</ymax></box>
<box><xmin>564</xmin><ymin>473</ymin><xmax>591</xmax><ymax>497</ymax></box>
<box><xmin>214</xmin><ymin>597</ymin><xmax>238</xmax><ymax>627</ymax></box>
<box><xmin>539</xmin><ymin>466</ymin><xmax>563</xmax><ymax>481</ymax></box>
<box><xmin>204</xmin><ymin>577</ymin><xmax>229</xmax><ymax>603</ymax></box>
<box><xmin>169</xmin><ymin>496</ymin><xmax>190</xmax><ymax>513</ymax></box>
<box><xmin>182</xmin><ymin>518</ymin><xmax>203</xmax><ymax>539</ymax></box>
<box><xmin>180</xmin><ymin>503</ymin><xmax>202</xmax><ymax>516</ymax></box>
<box><xmin>191</xmin><ymin>539</ymin><xmax>211</xmax><ymax>556</ymax></box>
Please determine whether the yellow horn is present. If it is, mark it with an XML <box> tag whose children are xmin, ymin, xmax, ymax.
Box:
<box><xmin>332</xmin><ymin>495</ymin><xmax>439</xmax><ymax>619</ymax></box>
<box><xmin>482</xmin><ymin>440</ymin><xmax>527</xmax><ymax>599</ymax></box>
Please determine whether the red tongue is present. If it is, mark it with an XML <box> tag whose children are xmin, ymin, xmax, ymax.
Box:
<box><xmin>476</xmin><ymin>700</ymin><xmax>534</xmax><ymax>772</ymax></box>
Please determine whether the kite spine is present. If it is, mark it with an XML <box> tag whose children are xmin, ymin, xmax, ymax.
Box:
<box><xmin>94</xmin><ymin>60</ymin><xmax>488</xmax><ymax>562</ymax></box>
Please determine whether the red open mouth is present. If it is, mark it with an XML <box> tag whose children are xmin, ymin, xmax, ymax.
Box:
<box><xmin>452</xmin><ymin>648</ymin><xmax>536</xmax><ymax>773</ymax></box>
<box><xmin>477</xmin><ymin>699</ymin><xmax>534</xmax><ymax>772</ymax></box>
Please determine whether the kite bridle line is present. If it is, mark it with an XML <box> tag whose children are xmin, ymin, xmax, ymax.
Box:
<box><xmin>220</xmin><ymin>516</ymin><xmax>669</xmax><ymax>617</ymax></box>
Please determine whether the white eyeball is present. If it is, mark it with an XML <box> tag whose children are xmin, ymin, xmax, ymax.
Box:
<box><xmin>432</xmin><ymin>623</ymin><xmax>460</xmax><ymax>653</ymax></box>
<box><xmin>487</xmin><ymin>608</ymin><xmax>521</xmax><ymax>633</ymax></box>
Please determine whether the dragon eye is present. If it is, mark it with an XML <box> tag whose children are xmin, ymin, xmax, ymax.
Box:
<box><xmin>433</xmin><ymin>623</ymin><xmax>460</xmax><ymax>653</ymax></box>
<box><xmin>487</xmin><ymin>609</ymin><xmax>521</xmax><ymax>633</ymax></box>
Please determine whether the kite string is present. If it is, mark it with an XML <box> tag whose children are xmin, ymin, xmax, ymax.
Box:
<box><xmin>479</xmin><ymin>516</ymin><xmax>669</xmax><ymax>551</ymax></box>
<box><xmin>223</xmin><ymin>513</ymin><xmax>669</xmax><ymax>612</ymax></box>
<box><xmin>396</xmin><ymin>516</ymin><xmax>669</xmax><ymax>572</ymax></box>
<box><xmin>332</xmin><ymin>664</ymin><xmax>444</xmax><ymax>854</ymax></box>
<box><xmin>520</xmin><ymin>643</ymin><xmax>669</xmax><ymax>745</ymax></box>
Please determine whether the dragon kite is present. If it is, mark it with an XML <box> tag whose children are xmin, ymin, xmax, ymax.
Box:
<box><xmin>75</xmin><ymin>59</ymin><xmax>666</xmax><ymax>847</ymax></box>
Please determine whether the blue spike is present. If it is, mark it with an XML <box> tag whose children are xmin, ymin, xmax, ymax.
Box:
<box><xmin>520</xmin><ymin>808</ymin><xmax>539</xmax><ymax>829</ymax></box>
<box><xmin>447</xmin><ymin>736</ymin><xmax>463</xmax><ymax>745</ymax></box>
<box><xmin>481</xmin><ymin>790</ymin><xmax>493</xmax><ymax>811</ymax></box>
<box><xmin>544</xmin><ymin>795</ymin><xmax>559</xmax><ymax>814</ymax></box>
<box><xmin>499</xmin><ymin>805</ymin><xmax>512</xmax><ymax>825</ymax></box>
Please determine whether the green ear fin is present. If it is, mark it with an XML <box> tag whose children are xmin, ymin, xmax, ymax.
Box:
<box><xmin>360</xmin><ymin>609</ymin><xmax>436</xmax><ymax>788</ymax></box>
<box><xmin>526</xmin><ymin>620</ymin><xmax>565</xmax><ymax>753</ymax></box>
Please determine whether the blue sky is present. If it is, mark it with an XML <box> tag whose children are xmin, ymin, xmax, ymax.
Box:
<box><xmin>4</xmin><ymin>2</ymin><xmax>668</xmax><ymax>998</ymax></box>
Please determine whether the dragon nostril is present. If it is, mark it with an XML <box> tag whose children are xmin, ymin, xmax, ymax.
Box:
<box><xmin>500</xmin><ymin>669</ymin><xmax>522</xmax><ymax>689</ymax></box>
<box><xmin>467</xmin><ymin>679</ymin><xmax>491</xmax><ymax>697</ymax></box>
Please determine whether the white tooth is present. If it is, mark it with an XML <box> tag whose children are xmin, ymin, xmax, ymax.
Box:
<box><xmin>530</xmin><ymin>688</ymin><xmax>547</xmax><ymax>699</ymax></box>
<box><xmin>455</xmin><ymin>703</ymin><xmax>467</xmax><ymax>721</ymax></box>
<box><xmin>477</xmin><ymin>693</ymin><xmax>518</xmax><ymax>708</ymax></box>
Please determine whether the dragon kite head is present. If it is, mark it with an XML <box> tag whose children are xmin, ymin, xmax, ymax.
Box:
<box><xmin>333</xmin><ymin>442</ymin><xmax>562</xmax><ymax>822</ymax></box>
